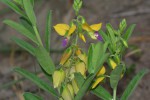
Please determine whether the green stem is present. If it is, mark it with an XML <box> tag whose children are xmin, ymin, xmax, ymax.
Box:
<box><xmin>113</xmin><ymin>87</ymin><xmax>117</xmax><ymax>100</ymax></box>
<box><xmin>33</xmin><ymin>26</ymin><xmax>43</xmax><ymax>46</ymax></box>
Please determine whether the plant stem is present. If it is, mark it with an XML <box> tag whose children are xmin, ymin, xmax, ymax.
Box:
<box><xmin>33</xmin><ymin>26</ymin><xmax>43</xmax><ymax>46</ymax></box>
<box><xmin>113</xmin><ymin>87</ymin><xmax>117</xmax><ymax>100</ymax></box>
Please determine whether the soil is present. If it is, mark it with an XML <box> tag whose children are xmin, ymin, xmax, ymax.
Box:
<box><xmin>0</xmin><ymin>0</ymin><xmax>150</xmax><ymax>100</ymax></box>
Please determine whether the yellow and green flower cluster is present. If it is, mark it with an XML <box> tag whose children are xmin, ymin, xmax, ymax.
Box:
<box><xmin>53</xmin><ymin>19</ymin><xmax>103</xmax><ymax>47</ymax></box>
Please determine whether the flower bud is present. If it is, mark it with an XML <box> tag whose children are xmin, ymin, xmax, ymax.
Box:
<box><xmin>61</xmin><ymin>85</ymin><xmax>73</xmax><ymax>100</ymax></box>
<box><xmin>72</xmin><ymin>79</ymin><xmax>79</xmax><ymax>94</ymax></box>
<box><xmin>60</xmin><ymin>48</ymin><xmax>72</xmax><ymax>65</ymax></box>
<box><xmin>53</xmin><ymin>69</ymin><xmax>65</xmax><ymax>88</ymax></box>
<box><xmin>108</xmin><ymin>58</ymin><xmax>117</xmax><ymax>69</ymax></box>
<box><xmin>75</xmin><ymin>62</ymin><xmax>86</xmax><ymax>76</ymax></box>
<box><xmin>75</xmin><ymin>48</ymin><xmax>82</xmax><ymax>56</ymax></box>
<box><xmin>79</xmin><ymin>33</ymin><xmax>86</xmax><ymax>43</ymax></box>
<box><xmin>92</xmin><ymin>66</ymin><xmax>106</xmax><ymax>89</ymax></box>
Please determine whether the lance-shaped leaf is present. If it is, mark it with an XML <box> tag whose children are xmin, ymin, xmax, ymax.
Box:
<box><xmin>45</xmin><ymin>10</ymin><xmax>52</xmax><ymax>52</ymax></box>
<box><xmin>14</xmin><ymin>68</ymin><xmax>58</xmax><ymax>97</ymax></box>
<box><xmin>1</xmin><ymin>0</ymin><xmax>26</xmax><ymax>18</ymax></box>
<box><xmin>3</xmin><ymin>20</ymin><xmax>38</xmax><ymax>45</ymax></box>
<box><xmin>74</xmin><ymin>72</ymin><xmax>85</xmax><ymax>88</ymax></box>
<box><xmin>87</xmin><ymin>44</ymin><xmax>94</xmax><ymax>73</ymax></box>
<box><xmin>91</xmin><ymin>85</ymin><xmax>112</xmax><ymax>100</ymax></box>
<box><xmin>23</xmin><ymin>0</ymin><xmax>36</xmax><ymax>26</ymax></box>
<box><xmin>120</xmin><ymin>69</ymin><xmax>148</xmax><ymax>100</ymax></box>
<box><xmin>110</xmin><ymin>65</ymin><xmax>123</xmax><ymax>89</ymax></box>
<box><xmin>20</xmin><ymin>17</ymin><xmax>35</xmax><ymax>34</ymax></box>
<box><xmin>34</xmin><ymin>46</ymin><xmax>55</xmax><ymax>75</ymax></box>
<box><xmin>87</xmin><ymin>42</ymin><xmax>109</xmax><ymax>74</ymax></box>
<box><xmin>11</xmin><ymin>37</ymin><xmax>35</xmax><ymax>56</ymax></box>
<box><xmin>106</xmin><ymin>24</ymin><xmax>116</xmax><ymax>45</ymax></box>
<box><xmin>23</xmin><ymin>92</ymin><xmax>43</xmax><ymax>100</ymax></box>
<box><xmin>74</xmin><ymin>74</ymin><xmax>95</xmax><ymax>100</ymax></box>
<box><xmin>123</xmin><ymin>24</ymin><xmax>136</xmax><ymax>41</ymax></box>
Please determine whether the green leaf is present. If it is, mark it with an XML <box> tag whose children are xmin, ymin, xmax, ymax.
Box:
<box><xmin>30</xmin><ymin>0</ymin><xmax>34</xmax><ymax>6</ymax></box>
<box><xmin>95</xmin><ymin>53</ymin><xmax>109</xmax><ymax>75</ymax></box>
<box><xmin>13</xmin><ymin>0</ymin><xmax>23</xmax><ymax>6</ymax></box>
<box><xmin>14</xmin><ymin>67</ymin><xmax>58</xmax><ymax>97</ymax></box>
<box><xmin>120</xmin><ymin>69</ymin><xmax>149</xmax><ymax>100</ymax></box>
<box><xmin>106</xmin><ymin>24</ymin><xmax>116</xmax><ymax>45</ymax></box>
<box><xmin>34</xmin><ymin>46</ymin><xmax>55</xmax><ymax>75</ymax></box>
<box><xmin>74</xmin><ymin>72</ymin><xmax>85</xmax><ymax>88</ymax></box>
<box><xmin>74</xmin><ymin>74</ymin><xmax>95</xmax><ymax>100</ymax></box>
<box><xmin>92</xmin><ymin>43</ymin><xmax>103</xmax><ymax>72</ymax></box>
<box><xmin>23</xmin><ymin>0</ymin><xmax>36</xmax><ymax>26</ymax></box>
<box><xmin>91</xmin><ymin>85</ymin><xmax>112</xmax><ymax>100</ymax></box>
<box><xmin>23</xmin><ymin>92</ymin><xmax>43</xmax><ymax>100</ymax></box>
<box><xmin>12</xmin><ymin>37</ymin><xmax>35</xmax><ymax>56</ymax></box>
<box><xmin>45</xmin><ymin>10</ymin><xmax>52</xmax><ymax>52</ymax></box>
<box><xmin>110</xmin><ymin>65</ymin><xmax>123</xmax><ymax>89</ymax></box>
<box><xmin>99</xmin><ymin>30</ymin><xmax>109</xmax><ymax>42</ymax></box>
<box><xmin>3</xmin><ymin>20</ymin><xmax>38</xmax><ymax>45</ymax></box>
<box><xmin>20</xmin><ymin>17</ymin><xmax>35</xmax><ymax>34</ymax></box>
<box><xmin>1</xmin><ymin>0</ymin><xmax>26</xmax><ymax>18</ymax></box>
<box><xmin>88</xmin><ymin>42</ymin><xmax>109</xmax><ymax>74</ymax></box>
<box><xmin>119</xmin><ymin>19</ymin><xmax>127</xmax><ymax>33</ymax></box>
<box><xmin>123</xmin><ymin>24</ymin><xmax>136</xmax><ymax>41</ymax></box>
<box><xmin>120</xmin><ymin>37</ymin><xmax>128</xmax><ymax>48</ymax></box>
<box><xmin>87</xmin><ymin>44</ymin><xmax>94</xmax><ymax>73</ymax></box>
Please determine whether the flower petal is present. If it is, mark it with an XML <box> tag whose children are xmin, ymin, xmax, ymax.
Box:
<box><xmin>94</xmin><ymin>31</ymin><xmax>103</xmax><ymax>41</ymax></box>
<box><xmin>54</xmin><ymin>24</ymin><xmax>69</xmax><ymax>36</ymax></box>
<box><xmin>82</xmin><ymin>23</ymin><xmax>93</xmax><ymax>32</ymax></box>
<box><xmin>92</xmin><ymin>77</ymin><xmax>105</xmax><ymax>89</ymax></box>
<box><xmin>68</xmin><ymin>25</ymin><xmax>76</xmax><ymax>36</ymax></box>
<box><xmin>79</xmin><ymin>33</ymin><xmax>86</xmax><ymax>43</ymax></box>
<box><xmin>90</xmin><ymin>23</ymin><xmax>102</xmax><ymax>31</ymax></box>
<box><xmin>92</xmin><ymin>66</ymin><xmax>106</xmax><ymax>89</ymax></box>
<box><xmin>88</xmin><ymin>32</ymin><xmax>97</xmax><ymax>39</ymax></box>
<box><xmin>62</xmin><ymin>38</ymin><xmax>68</xmax><ymax>47</ymax></box>
<box><xmin>97</xmin><ymin>66</ymin><xmax>106</xmax><ymax>76</ymax></box>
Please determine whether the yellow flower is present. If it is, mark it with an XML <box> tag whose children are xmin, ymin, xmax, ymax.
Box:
<box><xmin>92</xmin><ymin>66</ymin><xmax>106</xmax><ymax>89</ymax></box>
<box><xmin>54</xmin><ymin>24</ymin><xmax>76</xmax><ymax>36</ymax></box>
<box><xmin>53</xmin><ymin>69</ymin><xmax>65</xmax><ymax>88</ymax></box>
<box><xmin>82</xmin><ymin>23</ymin><xmax>102</xmax><ymax>40</ymax></box>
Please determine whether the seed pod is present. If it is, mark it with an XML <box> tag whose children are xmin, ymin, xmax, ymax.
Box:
<box><xmin>75</xmin><ymin>62</ymin><xmax>86</xmax><ymax>76</ymax></box>
<box><xmin>61</xmin><ymin>85</ymin><xmax>72</xmax><ymax>100</ymax></box>
<box><xmin>67</xmin><ymin>84</ymin><xmax>74</xmax><ymax>98</ymax></box>
<box><xmin>72</xmin><ymin>79</ymin><xmax>79</xmax><ymax>94</ymax></box>
<box><xmin>53</xmin><ymin>69</ymin><xmax>65</xmax><ymax>88</ymax></box>
<box><xmin>78</xmin><ymin>53</ymin><xmax>87</xmax><ymax>64</ymax></box>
